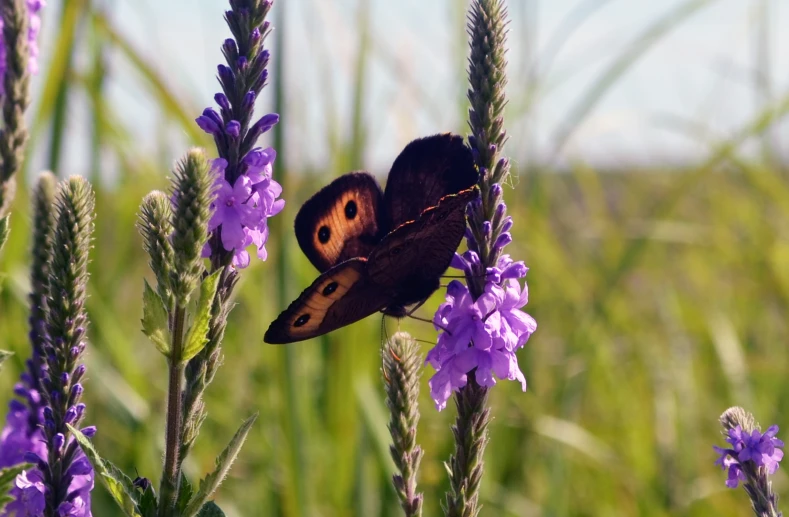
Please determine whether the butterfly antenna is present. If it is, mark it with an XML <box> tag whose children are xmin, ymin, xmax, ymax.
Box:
<box><xmin>406</xmin><ymin>313</ymin><xmax>452</xmax><ymax>335</ymax></box>
<box><xmin>413</xmin><ymin>338</ymin><xmax>437</xmax><ymax>346</ymax></box>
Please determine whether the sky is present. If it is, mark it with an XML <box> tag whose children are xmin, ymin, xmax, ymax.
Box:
<box><xmin>29</xmin><ymin>0</ymin><xmax>789</xmax><ymax>176</ymax></box>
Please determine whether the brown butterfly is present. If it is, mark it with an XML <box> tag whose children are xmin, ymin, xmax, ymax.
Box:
<box><xmin>264</xmin><ymin>133</ymin><xmax>479</xmax><ymax>344</ymax></box>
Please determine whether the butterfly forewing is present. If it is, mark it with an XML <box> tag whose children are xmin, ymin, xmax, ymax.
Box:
<box><xmin>264</xmin><ymin>258</ymin><xmax>390</xmax><ymax>344</ymax></box>
<box><xmin>294</xmin><ymin>172</ymin><xmax>386</xmax><ymax>272</ymax></box>
<box><xmin>367</xmin><ymin>187</ymin><xmax>478</xmax><ymax>289</ymax></box>
<box><xmin>383</xmin><ymin>134</ymin><xmax>477</xmax><ymax>228</ymax></box>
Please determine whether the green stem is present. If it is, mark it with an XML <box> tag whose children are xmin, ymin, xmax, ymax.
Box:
<box><xmin>159</xmin><ymin>307</ymin><xmax>186</xmax><ymax>517</ymax></box>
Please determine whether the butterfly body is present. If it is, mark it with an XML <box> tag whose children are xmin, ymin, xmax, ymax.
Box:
<box><xmin>265</xmin><ymin>133</ymin><xmax>478</xmax><ymax>344</ymax></box>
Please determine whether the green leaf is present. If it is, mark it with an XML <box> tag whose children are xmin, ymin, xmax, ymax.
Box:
<box><xmin>196</xmin><ymin>501</ymin><xmax>226</xmax><ymax>517</ymax></box>
<box><xmin>176</xmin><ymin>472</ymin><xmax>193</xmax><ymax>514</ymax></box>
<box><xmin>181</xmin><ymin>269</ymin><xmax>221</xmax><ymax>363</ymax></box>
<box><xmin>183</xmin><ymin>413</ymin><xmax>258</xmax><ymax>517</ymax></box>
<box><xmin>137</xmin><ymin>484</ymin><xmax>158</xmax><ymax>517</ymax></box>
<box><xmin>141</xmin><ymin>280</ymin><xmax>171</xmax><ymax>357</ymax></box>
<box><xmin>68</xmin><ymin>425</ymin><xmax>142</xmax><ymax>517</ymax></box>
<box><xmin>0</xmin><ymin>463</ymin><xmax>31</xmax><ymax>513</ymax></box>
<box><xmin>0</xmin><ymin>216</ymin><xmax>9</xmax><ymax>254</ymax></box>
<box><xmin>0</xmin><ymin>463</ymin><xmax>31</xmax><ymax>489</ymax></box>
<box><xmin>0</xmin><ymin>350</ymin><xmax>12</xmax><ymax>373</ymax></box>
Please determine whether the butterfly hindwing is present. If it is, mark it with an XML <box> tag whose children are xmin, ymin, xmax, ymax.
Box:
<box><xmin>294</xmin><ymin>172</ymin><xmax>386</xmax><ymax>272</ymax></box>
<box><xmin>383</xmin><ymin>133</ymin><xmax>478</xmax><ymax>228</ymax></box>
<box><xmin>264</xmin><ymin>258</ymin><xmax>390</xmax><ymax>344</ymax></box>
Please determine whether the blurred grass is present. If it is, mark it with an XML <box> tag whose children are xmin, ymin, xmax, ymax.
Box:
<box><xmin>2</xmin><ymin>0</ymin><xmax>789</xmax><ymax>516</ymax></box>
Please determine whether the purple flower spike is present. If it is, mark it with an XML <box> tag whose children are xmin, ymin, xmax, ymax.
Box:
<box><xmin>714</xmin><ymin>418</ymin><xmax>784</xmax><ymax>492</ymax></box>
<box><xmin>198</xmin><ymin>10</ymin><xmax>283</xmax><ymax>268</ymax></box>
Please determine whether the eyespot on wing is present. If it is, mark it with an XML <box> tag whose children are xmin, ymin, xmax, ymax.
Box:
<box><xmin>264</xmin><ymin>258</ymin><xmax>390</xmax><ymax>344</ymax></box>
<box><xmin>294</xmin><ymin>172</ymin><xmax>386</xmax><ymax>272</ymax></box>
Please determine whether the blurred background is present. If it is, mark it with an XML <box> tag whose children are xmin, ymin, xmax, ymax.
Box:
<box><xmin>2</xmin><ymin>0</ymin><xmax>789</xmax><ymax>515</ymax></box>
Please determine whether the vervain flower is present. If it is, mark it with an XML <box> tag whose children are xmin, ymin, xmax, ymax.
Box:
<box><xmin>38</xmin><ymin>177</ymin><xmax>96</xmax><ymax>515</ymax></box>
<box><xmin>0</xmin><ymin>400</ymin><xmax>45</xmax><ymax>469</ymax></box>
<box><xmin>203</xmin><ymin>155</ymin><xmax>284</xmax><ymax>268</ymax></box>
<box><xmin>714</xmin><ymin>407</ymin><xmax>783</xmax><ymax>516</ymax></box>
<box><xmin>427</xmin><ymin>254</ymin><xmax>535</xmax><ymax>411</ymax></box>
<box><xmin>433</xmin><ymin>2</ymin><xmax>529</xmax><ymax>516</ymax></box>
<box><xmin>715</xmin><ymin>425</ymin><xmax>784</xmax><ymax>488</ymax></box>
<box><xmin>172</xmin><ymin>2</ymin><xmax>280</xmax><ymax>513</ymax></box>
<box><xmin>195</xmin><ymin>0</ymin><xmax>283</xmax><ymax>269</ymax></box>
<box><xmin>0</xmin><ymin>175</ymin><xmax>96</xmax><ymax>517</ymax></box>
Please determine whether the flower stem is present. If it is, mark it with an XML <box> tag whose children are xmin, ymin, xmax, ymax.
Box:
<box><xmin>160</xmin><ymin>306</ymin><xmax>186</xmax><ymax>517</ymax></box>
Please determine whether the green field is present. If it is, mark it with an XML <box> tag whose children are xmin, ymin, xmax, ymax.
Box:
<box><xmin>1</xmin><ymin>0</ymin><xmax>788</xmax><ymax>515</ymax></box>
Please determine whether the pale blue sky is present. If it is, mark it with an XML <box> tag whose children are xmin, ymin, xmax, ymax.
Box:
<box><xmin>31</xmin><ymin>0</ymin><xmax>789</xmax><ymax>175</ymax></box>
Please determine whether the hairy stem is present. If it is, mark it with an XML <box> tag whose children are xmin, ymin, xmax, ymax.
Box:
<box><xmin>160</xmin><ymin>307</ymin><xmax>186</xmax><ymax>517</ymax></box>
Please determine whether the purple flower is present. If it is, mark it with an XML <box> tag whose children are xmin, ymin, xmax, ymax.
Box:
<box><xmin>0</xmin><ymin>400</ymin><xmax>46</xmax><ymax>468</ymax></box>
<box><xmin>55</xmin><ymin>454</ymin><xmax>93</xmax><ymax>517</ymax></box>
<box><xmin>0</xmin><ymin>378</ymin><xmax>94</xmax><ymax>517</ymax></box>
<box><xmin>2</xmin><ymin>469</ymin><xmax>46</xmax><ymax>517</ymax></box>
<box><xmin>714</xmin><ymin>424</ymin><xmax>784</xmax><ymax>488</ymax></box>
<box><xmin>195</xmin><ymin>6</ymin><xmax>282</xmax><ymax>269</ymax></box>
<box><xmin>202</xmin><ymin>156</ymin><xmax>284</xmax><ymax>268</ymax></box>
<box><xmin>426</xmin><ymin>272</ymin><xmax>536</xmax><ymax>411</ymax></box>
<box><xmin>0</xmin><ymin>0</ymin><xmax>45</xmax><ymax>96</ymax></box>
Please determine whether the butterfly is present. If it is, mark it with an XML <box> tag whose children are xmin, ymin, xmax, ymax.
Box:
<box><xmin>264</xmin><ymin>133</ymin><xmax>479</xmax><ymax>344</ymax></box>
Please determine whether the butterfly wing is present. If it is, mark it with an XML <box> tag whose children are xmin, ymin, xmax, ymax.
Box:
<box><xmin>383</xmin><ymin>133</ymin><xmax>478</xmax><ymax>228</ymax></box>
<box><xmin>294</xmin><ymin>172</ymin><xmax>386</xmax><ymax>272</ymax></box>
<box><xmin>368</xmin><ymin>187</ymin><xmax>479</xmax><ymax>292</ymax></box>
<box><xmin>264</xmin><ymin>258</ymin><xmax>391</xmax><ymax>344</ymax></box>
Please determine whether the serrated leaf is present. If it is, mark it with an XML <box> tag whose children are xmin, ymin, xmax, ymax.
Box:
<box><xmin>141</xmin><ymin>280</ymin><xmax>171</xmax><ymax>357</ymax></box>
<box><xmin>176</xmin><ymin>472</ymin><xmax>193</xmax><ymax>514</ymax></box>
<box><xmin>0</xmin><ymin>494</ymin><xmax>13</xmax><ymax>506</ymax></box>
<box><xmin>181</xmin><ymin>269</ymin><xmax>221</xmax><ymax>363</ymax></box>
<box><xmin>0</xmin><ymin>463</ymin><xmax>30</xmax><ymax>514</ymax></box>
<box><xmin>137</xmin><ymin>484</ymin><xmax>158</xmax><ymax>517</ymax></box>
<box><xmin>0</xmin><ymin>463</ymin><xmax>30</xmax><ymax>492</ymax></box>
<box><xmin>182</xmin><ymin>413</ymin><xmax>258</xmax><ymax>517</ymax></box>
<box><xmin>196</xmin><ymin>501</ymin><xmax>225</xmax><ymax>517</ymax></box>
<box><xmin>0</xmin><ymin>216</ymin><xmax>9</xmax><ymax>254</ymax></box>
<box><xmin>68</xmin><ymin>425</ymin><xmax>142</xmax><ymax>517</ymax></box>
<box><xmin>0</xmin><ymin>350</ymin><xmax>12</xmax><ymax>372</ymax></box>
